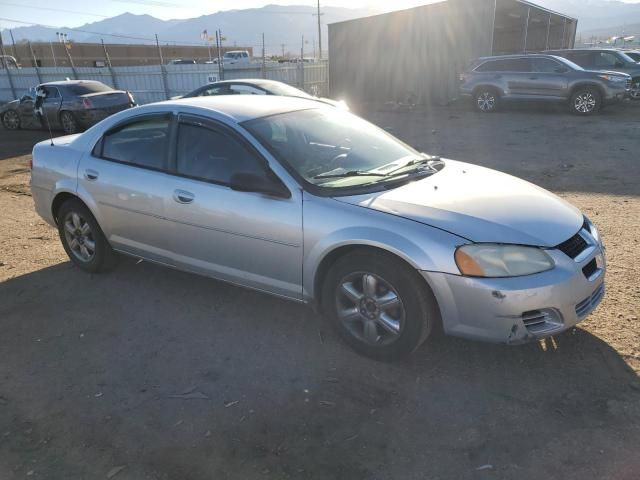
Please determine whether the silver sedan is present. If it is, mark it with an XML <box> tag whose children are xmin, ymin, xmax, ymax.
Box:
<box><xmin>30</xmin><ymin>96</ymin><xmax>605</xmax><ymax>360</ymax></box>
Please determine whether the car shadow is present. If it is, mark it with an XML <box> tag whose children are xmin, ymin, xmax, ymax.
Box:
<box><xmin>0</xmin><ymin>258</ymin><xmax>638</xmax><ymax>479</ymax></box>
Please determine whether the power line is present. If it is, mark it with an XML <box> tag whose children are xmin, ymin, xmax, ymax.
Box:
<box><xmin>0</xmin><ymin>2</ymin><xmax>111</xmax><ymax>19</ymax></box>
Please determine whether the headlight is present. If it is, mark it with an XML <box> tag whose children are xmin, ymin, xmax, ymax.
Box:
<box><xmin>584</xmin><ymin>217</ymin><xmax>602</xmax><ymax>245</ymax></box>
<box><xmin>598</xmin><ymin>74</ymin><xmax>627</xmax><ymax>83</ymax></box>
<box><xmin>455</xmin><ymin>244</ymin><xmax>554</xmax><ymax>278</ymax></box>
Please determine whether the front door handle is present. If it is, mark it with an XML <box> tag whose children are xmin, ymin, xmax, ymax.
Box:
<box><xmin>173</xmin><ymin>189</ymin><xmax>194</xmax><ymax>204</ymax></box>
<box><xmin>84</xmin><ymin>169</ymin><xmax>99</xmax><ymax>181</ymax></box>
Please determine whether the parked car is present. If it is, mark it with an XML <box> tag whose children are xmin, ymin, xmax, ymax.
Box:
<box><xmin>622</xmin><ymin>50</ymin><xmax>640</xmax><ymax>63</ymax></box>
<box><xmin>180</xmin><ymin>79</ymin><xmax>348</xmax><ymax>110</ymax></box>
<box><xmin>460</xmin><ymin>54</ymin><xmax>631</xmax><ymax>114</ymax></box>
<box><xmin>1</xmin><ymin>80</ymin><xmax>136</xmax><ymax>134</ymax></box>
<box><xmin>546</xmin><ymin>48</ymin><xmax>640</xmax><ymax>100</ymax></box>
<box><xmin>31</xmin><ymin>96</ymin><xmax>606</xmax><ymax>360</ymax></box>
<box><xmin>168</xmin><ymin>59</ymin><xmax>197</xmax><ymax>65</ymax></box>
<box><xmin>222</xmin><ymin>50</ymin><xmax>251</xmax><ymax>64</ymax></box>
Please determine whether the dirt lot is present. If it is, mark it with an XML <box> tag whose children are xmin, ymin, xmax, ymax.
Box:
<box><xmin>0</xmin><ymin>102</ymin><xmax>639</xmax><ymax>479</ymax></box>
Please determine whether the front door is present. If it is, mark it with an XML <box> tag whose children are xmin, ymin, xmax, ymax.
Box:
<box><xmin>41</xmin><ymin>86</ymin><xmax>62</xmax><ymax>129</ymax></box>
<box><xmin>164</xmin><ymin>115</ymin><xmax>303</xmax><ymax>299</ymax></box>
<box><xmin>525</xmin><ymin>58</ymin><xmax>569</xmax><ymax>98</ymax></box>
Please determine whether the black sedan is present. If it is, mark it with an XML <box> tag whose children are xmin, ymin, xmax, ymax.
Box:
<box><xmin>0</xmin><ymin>80</ymin><xmax>136</xmax><ymax>134</ymax></box>
<box><xmin>179</xmin><ymin>79</ymin><xmax>348</xmax><ymax>110</ymax></box>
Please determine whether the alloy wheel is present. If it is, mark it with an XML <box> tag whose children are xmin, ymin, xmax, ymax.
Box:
<box><xmin>574</xmin><ymin>92</ymin><xmax>597</xmax><ymax>113</ymax></box>
<box><xmin>63</xmin><ymin>211</ymin><xmax>96</xmax><ymax>262</ymax></box>
<box><xmin>336</xmin><ymin>272</ymin><xmax>405</xmax><ymax>346</ymax></box>
<box><xmin>631</xmin><ymin>80</ymin><xmax>640</xmax><ymax>100</ymax></box>
<box><xmin>2</xmin><ymin>110</ymin><xmax>20</xmax><ymax>129</ymax></box>
<box><xmin>61</xmin><ymin>112</ymin><xmax>77</xmax><ymax>134</ymax></box>
<box><xmin>477</xmin><ymin>92</ymin><xmax>496</xmax><ymax>111</ymax></box>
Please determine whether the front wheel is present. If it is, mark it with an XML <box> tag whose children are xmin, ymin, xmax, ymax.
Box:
<box><xmin>57</xmin><ymin>199</ymin><xmax>117</xmax><ymax>273</ymax></box>
<box><xmin>630</xmin><ymin>78</ymin><xmax>640</xmax><ymax>100</ymax></box>
<box><xmin>473</xmin><ymin>88</ymin><xmax>500</xmax><ymax>113</ymax></box>
<box><xmin>2</xmin><ymin>110</ymin><xmax>21</xmax><ymax>130</ymax></box>
<box><xmin>60</xmin><ymin>111</ymin><xmax>79</xmax><ymax>134</ymax></box>
<box><xmin>570</xmin><ymin>88</ymin><xmax>601</xmax><ymax>115</ymax></box>
<box><xmin>322</xmin><ymin>251</ymin><xmax>439</xmax><ymax>361</ymax></box>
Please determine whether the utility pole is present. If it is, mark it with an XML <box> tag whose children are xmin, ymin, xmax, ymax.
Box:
<box><xmin>313</xmin><ymin>0</ymin><xmax>323</xmax><ymax>60</ymax></box>
<box><xmin>49</xmin><ymin>42</ymin><xmax>57</xmax><ymax>67</ymax></box>
<box><xmin>261</xmin><ymin>32</ymin><xmax>266</xmax><ymax>79</ymax></box>
<box><xmin>0</xmin><ymin>33</ymin><xmax>16</xmax><ymax>99</ymax></box>
<box><xmin>101</xmin><ymin>39</ymin><xmax>118</xmax><ymax>89</ymax></box>
<box><xmin>281</xmin><ymin>43</ymin><xmax>286</xmax><ymax>58</ymax></box>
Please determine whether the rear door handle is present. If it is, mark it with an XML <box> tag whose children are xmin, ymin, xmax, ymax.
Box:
<box><xmin>84</xmin><ymin>169</ymin><xmax>99</xmax><ymax>181</ymax></box>
<box><xmin>173</xmin><ymin>189</ymin><xmax>194</xmax><ymax>204</ymax></box>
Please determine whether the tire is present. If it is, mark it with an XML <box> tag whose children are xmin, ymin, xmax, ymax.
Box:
<box><xmin>630</xmin><ymin>78</ymin><xmax>640</xmax><ymax>101</ymax></box>
<box><xmin>57</xmin><ymin>199</ymin><xmax>117</xmax><ymax>273</ymax></box>
<box><xmin>60</xmin><ymin>111</ymin><xmax>79</xmax><ymax>134</ymax></box>
<box><xmin>569</xmin><ymin>87</ymin><xmax>601</xmax><ymax>115</ymax></box>
<box><xmin>321</xmin><ymin>250</ymin><xmax>439</xmax><ymax>361</ymax></box>
<box><xmin>2</xmin><ymin>110</ymin><xmax>21</xmax><ymax>130</ymax></box>
<box><xmin>473</xmin><ymin>88</ymin><xmax>500</xmax><ymax>113</ymax></box>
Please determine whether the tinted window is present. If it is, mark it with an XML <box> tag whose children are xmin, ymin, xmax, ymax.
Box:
<box><xmin>197</xmin><ymin>85</ymin><xmax>229</xmax><ymax>96</ymax></box>
<box><xmin>476</xmin><ymin>58</ymin><xmax>530</xmax><ymax>72</ymax></box>
<box><xmin>229</xmin><ymin>85</ymin><xmax>265</xmax><ymax>95</ymax></box>
<box><xmin>531</xmin><ymin>58</ymin><xmax>565</xmax><ymax>73</ymax></box>
<box><xmin>627</xmin><ymin>52</ymin><xmax>640</xmax><ymax>62</ymax></box>
<box><xmin>65</xmin><ymin>82</ymin><xmax>113</xmax><ymax>95</ymax></box>
<box><xmin>593</xmin><ymin>52</ymin><xmax>622</xmax><ymax>68</ymax></box>
<box><xmin>567</xmin><ymin>52</ymin><xmax>593</xmax><ymax>67</ymax></box>
<box><xmin>101</xmin><ymin>117</ymin><xmax>170</xmax><ymax>170</ymax></box>
<box><xmin>43</xmin><ymin>86</ymin><xmax>60</xmax><ymax>99</ymax></box>
<box><xmin>176</xmin><ymin>123</ymin><xmax>264</xmax><ymax>184</ymax></box>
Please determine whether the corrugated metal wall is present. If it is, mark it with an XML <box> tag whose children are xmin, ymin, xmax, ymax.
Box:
<box><xmin>329</xmin><ymin>0</ymin><xmax>496</xmax><ymax>105</ymax></box>
<box><xmin>0</xmin><ymin>62</ymin><xmax>329</xmax><ymax>104</ymax></box>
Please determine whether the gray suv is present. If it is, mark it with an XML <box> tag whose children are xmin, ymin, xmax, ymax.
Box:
<box><xmin>546</xmin><ymin>49</ymin><xmax>640</xmax><ymax>100</ymax></box>
<box><xmin>460</xmin><ymin>54</ymin><xmax>631</xmax><ymax>115</ymax></box>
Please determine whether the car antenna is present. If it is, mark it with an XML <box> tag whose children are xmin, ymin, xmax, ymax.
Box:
<box><xmin>45</xmin><ymin>114</ymin><xmax>55</xmax><ymax>146</ymax></box>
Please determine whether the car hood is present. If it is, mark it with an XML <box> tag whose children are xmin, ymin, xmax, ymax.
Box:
<box><xmin>334</xmin><ymin>160</ymin><xmax>583</xmax><ymax>247</ymax></box>
<box><xmin>584</xmin><ymin>69</ymin><xmax>631</xmax><ymax>78</ymax></box>
<box><xmin>0</xmin><ymin>99</ymin><xmax>20</xmax><ymax>112</ymax></box>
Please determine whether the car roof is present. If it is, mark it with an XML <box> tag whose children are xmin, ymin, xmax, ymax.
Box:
<box><xmin>152</xmin><ymin>95</ymin><xmax>328</xmax><ymax>123</ymax></box>
<box><xmin>204</xmin><ymin>78</ymin><xmax>300</xmax><ymax>89</ymax></box>
<box><xmin>477</xmin><ymin>53</ymin><xmax>564</xmax><ymax>61</ymax></box>
<box><xmin>546</xmin><ymin>48</ymin><xmax>620</xmax><ymax>52</ymax></box>
<box><xmin>41</xmin><ymin>80</ymin><xmax>105</xmax><ymax>87</ymax></box>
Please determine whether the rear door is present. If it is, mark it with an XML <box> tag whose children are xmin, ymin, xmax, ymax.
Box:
<box><xmin>78</xmin><ymin>113</ymin><xmax>176</xmax><ymax>263</ymax></box>
<box><xmin>526</xmin><ymin>58</ymin><xmax>569</xmax><ymax>98</ymax></box>
<box><xmin>164</xmin><ymin>114</ymin><xmax>303</xmax><ymax>299</ymax></box>
<box><xmin>499</xmin><ymin>58</ymin><xmax>533</xmax><ymax>96</ymax></box>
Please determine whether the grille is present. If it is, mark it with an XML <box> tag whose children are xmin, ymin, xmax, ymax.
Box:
<box><xmin>582</xmin><ymin>258</ymin><xmax>598</xmax><ymax>279</ymax></box>
<box><xmin>626</xmin><ymin>78</ymin><xmax>632</xmax><ymax>90</ymax></box>
<box><xmin>521</xmin><ymin>309</ymin><xmax>562</xmax><ymax>335</ymax></box>
<box><xmin>575</xmin><ymin>283</ymin><xmax>605</xmax><ymax>318</ymax></box>
<box><xmin>556</xmin><ymin>232</ymin><xmax>588</xmax><ymax>259</ymax></box>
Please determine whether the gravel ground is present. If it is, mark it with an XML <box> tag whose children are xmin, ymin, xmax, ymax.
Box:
<box><xmin>0</xmin><ymin>102</ymin><xmax>638</xmax><ymax>479</ymax></box>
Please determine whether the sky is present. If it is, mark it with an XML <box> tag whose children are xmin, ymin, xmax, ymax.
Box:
<box><xmin>1</xmin><ymin>0</ymin><xmax>640</xmax><ymax>30</ymax></box>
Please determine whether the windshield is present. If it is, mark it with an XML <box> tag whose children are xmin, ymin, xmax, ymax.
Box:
<box><xmin>65</xmin><ymin>82</ymin><xmax>113</xmax><ymax>95</ymax></box>
<box><xmin>263</xmin><ymin>82</ymin><xmax>312</xmax><ymax>98</ymax></box>
<box><xmin>618</xmin><ymin>51</ymin><xmax>637</xmax><ymax>63</ymax></box>
<box><xmin>243</xmin><ymin>108</ymin><xmax>431</xmax><ymax>193</ymax></box>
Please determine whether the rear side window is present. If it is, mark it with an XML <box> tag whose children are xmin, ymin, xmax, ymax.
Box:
<box><xmin>228</xmin><ymin>85</ymin><xmax>265</xmax><ymax>95</ymax></box>
<box><xmin>65</xmin><ymin>82</ymin><xmax>113</xmax><ymax>95</ymax></box>
<box><xmin>475</xmin><ymin>58</ymin><xmax>530</xmax><ymax>72</ymax></box>
<box><xmin>100</xmin><ymin>116</ymin><xmax>170</xmax><ymax>170</ymax></box>
<box><xmin>176</xmin><ymin>122</ymin><xmax>265</xmax><ymax>184</ymax></box>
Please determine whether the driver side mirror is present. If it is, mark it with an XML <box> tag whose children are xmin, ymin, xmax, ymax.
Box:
<box><xmin>229</xmin><ymin>170</ymin><xmax>291</xmax><ymax>198</ymax></box>
<box><xmin>554</xmin><ymin>67</ymin><xmax>569</xmax><ymax>73</ymax></box>
<box><xmin>615</xmin><ymin>61</ymin><xmax>625</xmax><ymax>68</ymax></box>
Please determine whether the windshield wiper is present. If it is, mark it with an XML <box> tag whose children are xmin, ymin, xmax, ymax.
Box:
<box><xmin>313</xmin><ymin>170</ymin><xmax>387</xmax><ymax>179</ymax></box>
<box><xmin>384</xmin><ymin>156</ymin><xmax>442</xmax><ymax>176</ymax></box>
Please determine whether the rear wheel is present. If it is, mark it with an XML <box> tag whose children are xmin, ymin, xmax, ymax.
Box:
<box><xmin>322</xmin><ymin>250</ymin><xmax>438</xmax><ymax>361</ymax></box>
<box><xmin>60</xmin><ymin>111</ymin><xmax>78</xmax><ymax>134</ymax></box>
<box><xmin>473</xmin><ymin>88</ymin><xmax>500</xmax><ymax>113</ymax></box>
<box><xmin>570</xmin><ymin>87</ymin><xmax>601</xmax><ymax>115</ymax></box>
<box><xmin>57</xmin><ymin>199</ymin><xmax>117</xmax><ymax>273</ymax></box>
<box><xmin>2</xmin><ymin>110</ymin><xmax>21</xmax><ymax>130</ymax></box>
<box><xmin>630</xmin><ymin>78</ymin><xmax>640</xmax><ymax>100</ymax></box>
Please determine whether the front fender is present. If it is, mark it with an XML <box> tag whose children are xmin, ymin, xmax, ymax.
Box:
<box><xmin>302</xmin><ymin>194</ymin><xmax>465</xmax><ymax>300</ymax></box>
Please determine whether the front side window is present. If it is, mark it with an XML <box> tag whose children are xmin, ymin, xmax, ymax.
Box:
<box><xmin>567</xmin><ymin>52</ymin><xmax>594</xmax><ymax>67</ymax></box>
<box><xmin>243</xmin><ymin>108</ymin><xmax>433</xmax><ymax>193</ymax></box>
<box><xmin>594</xmin><ymin>52</ymin><xmax>621</xmax><ymax>68</ymax></box>
<box><xmin>100</xmin><ymin>116</ymin><xmax>170</xmax><ymax>170</ymax></box>
<box><xmin>532</xmin><ymin>58</ymin><xmax>564</xmax><ymax>73</ymax></box>
<box><xmin>176</xmin><ymin>122</ymin><xmax>265</xmax><ymax>184</ymax></box>
<box><xmin>229</xmin><ymin>85</ymin><xmax>265</xmax><ymax>95</ymax></box>
<box><xmin>198</xmin><ymin>86</ymin><xmax>229</xmax><ymax>96</ymax></box>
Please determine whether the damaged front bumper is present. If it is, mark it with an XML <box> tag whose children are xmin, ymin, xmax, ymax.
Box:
<box><xmin>421</xmin><ymin>247</ymin><xmax>605</xmax><ymax>344</ymax></box>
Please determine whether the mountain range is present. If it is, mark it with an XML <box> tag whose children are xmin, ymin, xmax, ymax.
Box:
<box><xmin>1</xmin><ymin>1</ymin><xmax>639</xmax><ymax>54</ymax></box>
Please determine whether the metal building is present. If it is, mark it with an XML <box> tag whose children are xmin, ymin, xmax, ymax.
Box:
<box><xmin>328</xmin><ymin>0</ymin><xmax>577</xmax><ymax>104</ymax></box>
